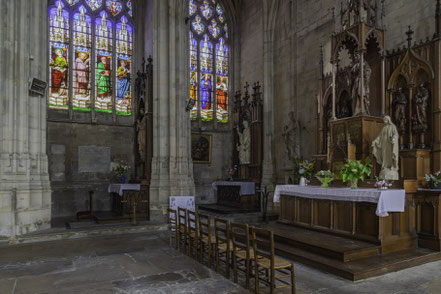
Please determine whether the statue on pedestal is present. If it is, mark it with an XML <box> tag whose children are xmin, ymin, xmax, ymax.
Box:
<box><xmin>351</xmin><ymin>53</ymin><xmax>371</xmax><ymax>116</ymax></box>
<box><xmin>392</xmin><ymin>88</ymin><xmax>408</xmax><ymax>134</ymax></box>
<box><xmin>237</xmin><ymin>120</ymin><xmax>251</xmax><ymax>165</ymax></box>
<box><xmin>136</xmin><ymin>108</ymin><xmax>147</xmax><ymax>161</ymax></box>
<box><xmin>282</xmin><ymin>111</ymin><xmax>299</xmax><ymax>160</ymax></box>
<box><xmin>372</xmin><ymin>116</ymin><xmax>399</xmax><ymax>180</ymax></box>
<box><xmin>413</xmin><ymin>83</ymin><xmax>429</xmax><ymax>129</ymax></box>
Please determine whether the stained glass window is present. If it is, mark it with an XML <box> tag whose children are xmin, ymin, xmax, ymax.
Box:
<box><xmin>116</xmin><ymin>16</ymin><xmax>133</xmax><ymax>116</ymax></box>
<box><xmin>49</xmin><ymin>1</ymin><xmax>70</xmax><ymax>110</ymax></box>
<box><xmin>72</xmin><ymin>5</ymin><xmax>91</xmax><ymax>111</ymax></box>
<box><xmin>95</xmin><ymin>11</ymin><xmax>113</xmax><ymax>113</ymax></box>
<box><xmin>106</xmin><ymin>0</ymin><xmax>123</xmax><ymax>16</ymax></box>
<box><xmin>48</xmin><ymin>0</ymin><xmax>134</xmax><ymax>116</ymax></box>
<box><xmin>189</xmin><ymin>0</ymin><xmax>229</xmax><ymax>123</ymax></box>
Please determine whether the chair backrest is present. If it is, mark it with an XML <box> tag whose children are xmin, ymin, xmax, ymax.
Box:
<box><xmin>187</xmin><ymin>210</ymin><xmax>198</xmax><ymax>233</ymax></box>
<box><xmin>198</xmin><ymin>213</ymin><xmax>211</xmax><ymax>240</ymax></box>
<box><xmin>214</xmin><ymin>217</ymin><xmax>230</xmax><ymax>246</ymax></box>
<box><xmin>168</xmin><ymin>208</ymin><xmax>177</xmax><ymax>228</ymax></box>
<box><xmin>231</xmin><ymin>222</ymin><xmax>251</xmax><ymax>255</ymax></box>
<box><xmin>178</xmin><ymin>207</ymin><xmax>187</xmax><ymax>232</ymax></box>
<box><xmin>252</xmin><ymin>227</ymin><xmax>275</xmax><ymax>266</ymax></box>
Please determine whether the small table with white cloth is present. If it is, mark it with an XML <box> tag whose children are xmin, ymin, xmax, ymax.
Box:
<box><xmin>274</xmin><ymin>185</ymin><xmax>415</xmax><ymax>250</ymax></box>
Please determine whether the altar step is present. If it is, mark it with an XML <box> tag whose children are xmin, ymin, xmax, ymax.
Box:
<box><xmin>268</xmin><ymin>222</ymin><xmax>381</xmax><ymax>262</ymax></box>
<box><xmin>266</xmin><ymin>223</ymin><xmax>441</xmax><ymax>281</ymax></box>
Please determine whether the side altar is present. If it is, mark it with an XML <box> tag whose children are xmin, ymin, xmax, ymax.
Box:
<box><xmin>274</xmin><ymin>185</ymin><xmax>412</xmax><ymax>254</ymax></box>
<box><xmin>275</xmin><ymin>1</ymin><xmax>441</xmax><ymax>280</ymax></box>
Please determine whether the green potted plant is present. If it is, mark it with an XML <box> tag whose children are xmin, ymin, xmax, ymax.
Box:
<box><xmin>315</xmin><ymin>170</ymin><xmax>335</xmax><ymax>188</ymax></box>
<box><xmin>339</xmin><ymin>158</ymin><xmax>372</xmax><ymax>189</ymax></box>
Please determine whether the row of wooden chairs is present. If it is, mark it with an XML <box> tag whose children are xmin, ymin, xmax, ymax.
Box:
<box><xmin>167</xmin><ymin>207</ymin><xmax>296</xmax><ymax>294</ymax></box>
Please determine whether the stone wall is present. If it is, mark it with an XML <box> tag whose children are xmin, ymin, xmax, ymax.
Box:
<box><xmin>193</xmin><ymin>131</ymin><xmax>233</xmax><ymax>204</ymax></box>
<box><xmin>48</xmin><ymin>122</ymin><xmax>135</xmax><ymax>219</ymax></box>
<box><xmin>240</xmin><ymin>0</ymin><xmax>264</xmax><ymax>87</ymax></box>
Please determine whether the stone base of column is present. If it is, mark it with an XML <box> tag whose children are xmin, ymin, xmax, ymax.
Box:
<box><xmin>0</xmin><ymin>188</ymin><xmax>51</xmax><ymax>237</ymax></box>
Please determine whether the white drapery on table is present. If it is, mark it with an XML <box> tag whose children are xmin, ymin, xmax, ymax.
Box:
<box><xmin>273</xmin><ymin>185</ymin><xmax>405</xmax><ymax>217</ymax></box>
<box><xmin>169</xmin><ymin>196</ymin><xmax>196</xmax><ymax>212</ymax></box>
<box><xmin>108</xmin><ymin>184</ymin><xmax>141</xmax><ymax>196</ymax></box>
<box><xmin>212</xmin><ymin>181</ymin><xmax>256</xmax><ymax>195</ymax></box>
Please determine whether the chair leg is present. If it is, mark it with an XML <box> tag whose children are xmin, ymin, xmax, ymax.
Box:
<box><xmin>207</xmin><ymin>243</ymin><xmax>212</xmax><ymax>269</ymax></box>
<box><xmin>254</xmin><ymin>262</ymin><xmax>259</xmax><ymax>294</ymax></box>
<box><xmin>233</xmin><ymin>255</ymin><xmax>238</xmax><ymax>283</ymax></box>
<box><xmin>245</xmin><ymin>258</ymin><xmax>250</xmax><ymax>289</ymax></box>
<box><xmin>291</xmin><ymin>264</ymin><xmax>296</xmax><ymax>294</ymax></box>
<box><xmin>215</xmin><ymin>245</ymin><xmax>220</xmax><ymax>273</ymax></box>
<box><xmin>226</xmin><ymin>250</ymin><xmax>230</xmax><ymax>279</ymax></box>
<box><xmin>270</xmin><ymin>268</ymin><xmax>275</xmax><ymax>294</ymax></box>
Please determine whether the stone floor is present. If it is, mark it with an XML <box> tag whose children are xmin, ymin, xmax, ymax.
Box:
<box><xmin>1</xmin><ymin>231</ymin><xmax>441</xmax><ymax>293</ymax></box>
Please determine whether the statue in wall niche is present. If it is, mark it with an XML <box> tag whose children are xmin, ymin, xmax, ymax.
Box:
<box><xmin>282</xmin><ymin>111</ymin><xmax>299</xmax><ymax>160</ymax></box>
<box><xmin>237</xmin><ymin>120</ymin><xmax>251</xmax><ymax>165</ymax></box>
<box><xmin>413</xmin><ymin>83</ymin><xmax>429</xmax><ymax>129</ymax></box>
<box><xmin>351</xmin><ymin>53</ymin><xmax>371</xmax><ymax>116</ymax></box>
<box><xmin>372</xmin><ymin>116</ymin><xmax>399</xmax><ymax>180</ymax></box>
<box><xmin>392</xmin><ymin>88</ymin><xmax>408</xmax><ymax>134</ymax></box>
<box><xmin>362</xmin><ymin>0</ymin><xmax>378</xmax><ymax>26</ymax></box>
<box><xmin>136</xmin><ymin>108</ymin><xmax>147</xmax><ymax>161</ymax></box>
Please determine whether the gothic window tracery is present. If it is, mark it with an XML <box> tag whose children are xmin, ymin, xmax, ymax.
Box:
<box><xmin>189</xmin><ymin>0</ymin><xmax>230</xmax><ymax>123</ymax></box>
<box><xmin>48</xmin><ymin>0</ymin><xmax>133</xmax><ymax>116</ymax></box>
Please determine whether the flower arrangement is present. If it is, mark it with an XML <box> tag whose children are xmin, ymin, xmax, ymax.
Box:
<box><xmin>226</xmin><ymin>165</ymin><xmax>238</xmax><ymax>180</ymax></box>
<box><xmin>316</xmin><ymin>170</ymin><xmax>335</xmax><ymax>188</ymax></box>
<box><xmin>292</xmin><ymin>155</ymin><xmax>315</xmax><ymax>183</ymax></box>
<box><xmin>424</xmin><ymin>171</ymin><xmax>441</xmax><ymax>189</ymax></box>
<box><xmin>339</xmin><ymin>157</ymin><xmax>372</xmax><ymax>189</ymax></box>
<box><xmin>112</xmin><ymin>161</ymin><xmax>129</xmax><ymax>177</ymax></box>
<box><xmin>374</xmin><ymin>177</ymin><xmax>393</xmax><ymax>190</ymax></box>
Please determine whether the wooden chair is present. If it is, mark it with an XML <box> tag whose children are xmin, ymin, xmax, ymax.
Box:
<box><xmin>214</xmin><ymin>217</ymin><xmax>233</xmax><ymax>278</ymax></box>
<box><xmin>187</xmin><ymin>210</ymin><xmax>199</xmax><ymax>258</ymax></box>
<box><xmin>231</xmin><ymin>222</ymin><xmax>254</xmax><ymax>289</ymax></box>
<box><xmin>198</xmin><ymin>213</ymin><xmax>216</xmax><ymax>268</ymax></box>
<box><xmin>177</xmin><ymin>207</ymin><xmax>188</xmax><ymax>252</ymax></box>
<box><xmin>167</xmin><ymin>208</ymin><xmax>178</xmax><ymax>248</ymax></box>
<box><xmin>252</xmin><ymin>227</ymin><xmax>296</xmax><ymax>294</ymax></box>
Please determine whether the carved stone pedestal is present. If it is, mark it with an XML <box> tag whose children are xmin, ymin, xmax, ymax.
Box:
<box><xmin>400</xmin><ymin>149</ymin><xmax>430</xmax><ymax>180</ymax></box>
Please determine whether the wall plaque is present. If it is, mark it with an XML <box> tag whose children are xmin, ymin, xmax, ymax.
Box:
<box><xmin>78</xmin><ymin>146</ymin><xmax>110</xmax><ymax>173</ymax></box>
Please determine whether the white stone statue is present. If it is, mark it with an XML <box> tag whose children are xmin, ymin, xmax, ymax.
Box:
<box><xmin>372</xmin><ymin>116</ymin><xmax>399</xmax><ymax>180</ymax></box>
<box><xmin>237</xmin><ymin>120</ymin><xmax>251</xmax><ymax>164</ymax></box>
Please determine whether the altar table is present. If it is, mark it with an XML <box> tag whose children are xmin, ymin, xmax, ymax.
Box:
<box><xmin>108</xmin><ymin>184</ymin><xmax>141</xmax><ymax>196</ymax></box>
<box><xmin>274</xmin><ymin>185</ymin><xmax>405</xmax><ymax>217</ymax></box>
<box><xmin>211</xmin><ymin>181</ymin><xmax>258</xmax><ymax>210</ymax></box>
<box><xmin>275</xmin><ymin>185</ymin><xmax>415</xmax><ymax>253</ymax></box>
<box><xmin>212</xmin><ymin>181</ymin><xmax>255</xmax><ymax>195</ymax></box>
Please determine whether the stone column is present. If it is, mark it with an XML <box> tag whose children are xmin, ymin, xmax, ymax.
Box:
<box><xmin>149</xmin><ymin>0</ymin><xmax>195</xmax><ymax>220</ymax></box>
<box><xmin>0</xmin><ymin>0</ymin><xmax>51</xmax><ymax>237</ymax></box>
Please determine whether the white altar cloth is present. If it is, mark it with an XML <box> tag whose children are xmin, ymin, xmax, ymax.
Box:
<box><xmin>274</xmin><ymin>185</ymin><xmax>405</xmax><ymax>217</ymax></box>
<box><xmin>169</xmin><ymin>196</ymin><xmax>196</xmax><ymax>212</ymax></box>
<box><xmin>212</xmin><ymin>181</ymin><xmax>255</xmax><ymax>195</ymax></box>
<box><xmin>108</xmin><ymin>184</ymin><xmax>141</xmax><ymax>196</ymax></box>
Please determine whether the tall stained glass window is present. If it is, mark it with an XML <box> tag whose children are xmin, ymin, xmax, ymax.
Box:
<box><xmin>48</xmin><ymin>0</ymin><xmax>134</xmax><ymax>116</ymax></box>
<box><xmin>189</xmin><ymin>0</ymin><xmax>230</xmax><ymax>123</ymax></box>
